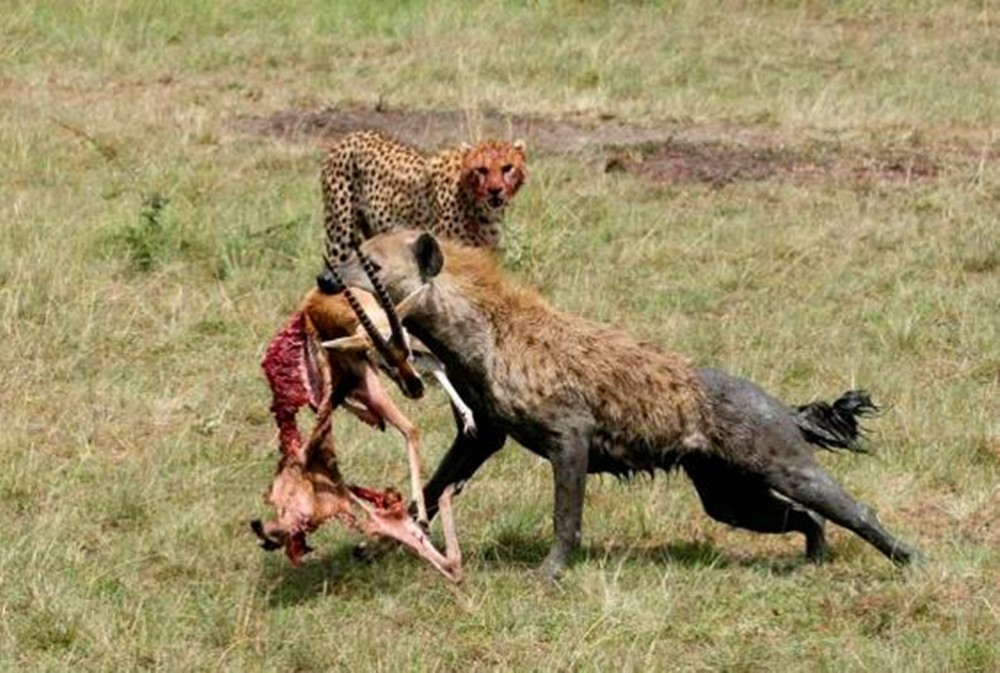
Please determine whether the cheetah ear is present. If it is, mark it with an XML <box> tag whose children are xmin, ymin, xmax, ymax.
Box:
<box><xmin>513</xmin><ymin>139</ymin><xmax>526</xmax><ymax>153</ymax></box>
<box><xmin>458</xmin><ymin>142</ymin><xmax>472</xmax><ymax>152</ymax></box>
<box><xmin>414</xmin><ymin>233</ymin><xmax>444</xmax><ymax>280</ymax></box>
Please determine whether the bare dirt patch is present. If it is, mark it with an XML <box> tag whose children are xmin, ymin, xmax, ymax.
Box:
<box><xmin>603</xmin><ymin>139</ymin><xmax>807</xmax><ymax>188</ymax></box>
<box><xmin>237</xmin><ymin>104</ymin><xmax>953</xmax><ymax>188</ymax></box>
<box><xmin>604</xmin><ymin>139</ymin><xmax>943</xmax><ymax>188</ymax></box>
<box><xmin>237</xmin><ymin>104</ymin><xmax>675</xmax><ymax>154</ymax></box>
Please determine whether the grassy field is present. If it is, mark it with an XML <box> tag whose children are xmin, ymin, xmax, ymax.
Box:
<box><xmin>2</xmin><ymin>1</ymin><xmax>999</xmax><ymax>670</ymax></box>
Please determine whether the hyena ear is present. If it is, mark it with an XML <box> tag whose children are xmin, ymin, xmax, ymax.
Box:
<box><xmin>414</xmin><ymin>233</ymin><xmax>444</xmax><ymax>280</ymax></box>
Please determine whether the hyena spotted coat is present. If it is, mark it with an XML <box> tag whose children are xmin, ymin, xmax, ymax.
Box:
<box><xmin>332</xmin><ymin>231</ymin><xmax>919</xmax><ymax>576</ymax></box>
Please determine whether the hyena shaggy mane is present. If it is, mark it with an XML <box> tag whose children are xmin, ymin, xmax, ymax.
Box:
<box><xmin>331</xmin><ymin>231</ymin><xmax>920</xmax><ymax>577</ymax></box>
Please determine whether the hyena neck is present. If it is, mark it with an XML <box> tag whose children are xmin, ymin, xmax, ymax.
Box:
<box><xmin>407</xmin><ymin>277</ymin><xmax>494</xmax><ymax>380</ymax></box>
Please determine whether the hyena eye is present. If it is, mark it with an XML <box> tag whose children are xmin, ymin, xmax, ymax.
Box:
<box><xmin>501</xmin><ymin>164</ymin><xmax>513</xmax><ymax>173</ymax></box>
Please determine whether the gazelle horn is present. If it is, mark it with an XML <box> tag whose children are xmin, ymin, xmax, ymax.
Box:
<box><xmin>356</xmin><ymin>246</ymin><xmax>409</xmax><ymax>356</ymax></box>
<box><xmin>351</xmin><ymin>247</ymin><xmax>425</xmax><ymax>400</ymax></box>
<box><xmin>321</xmin><ymin>254</ymin><xmax>397</xmax><ymax>368</ymax></box>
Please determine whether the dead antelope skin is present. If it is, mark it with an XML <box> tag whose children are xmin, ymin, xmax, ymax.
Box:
<box><xmin>335</xmin><ymin>230</ymin><xmax>920</xmax><ymax>578</ymax></box>
<box><xmin>251</xmin><ymin>271</ymin><xmax>461</xmax><ymax>581</ymax></box>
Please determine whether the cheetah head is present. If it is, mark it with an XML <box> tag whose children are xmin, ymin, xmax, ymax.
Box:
<box><xmin>461</xmin><ymin>140</ymin><xmax>527</xmax><ymax>212</ymax></box>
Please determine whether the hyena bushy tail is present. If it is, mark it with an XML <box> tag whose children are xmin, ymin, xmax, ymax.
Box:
<box><xmin>793</xmin><ymin>390</ymin><xmax>880</xmax><ymax>454</ymax></box>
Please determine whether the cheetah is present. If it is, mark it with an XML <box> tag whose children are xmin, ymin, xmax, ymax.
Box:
<box><xmin>320</xmin><ymin>131</ymin><xmax>527</xmax><ymax>265</ymax></box>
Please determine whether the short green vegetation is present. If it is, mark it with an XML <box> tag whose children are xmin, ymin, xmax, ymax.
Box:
<box><xmin>1</xmin><ymin>2</ymin><xmax>997</xmax><ymax>670</ymax></box>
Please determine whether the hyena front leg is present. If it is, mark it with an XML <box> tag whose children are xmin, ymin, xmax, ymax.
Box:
<box><xmin>421</xmin><ymin>423</ymin><xmax>506</xmax><ymax>521</ymax></box>
<box><xmin>539</xmin><ymin>435</ymin><xmax>589</xmax><ymax>579</ymax></box>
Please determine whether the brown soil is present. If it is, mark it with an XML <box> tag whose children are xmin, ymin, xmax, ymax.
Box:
<box><xmin>237</xmin><ymin>104</ymin><xmax>954</xmax><ymax>188</ymax></box>
<box><xmin>603</xmin><ymin>139</ymin><xmax>804</xmax><ymax>188</ymax></box>
<box><xmin>238</xmin><ymin>104</ymin><xmax>674</xmax><ymax>153</ymax></box>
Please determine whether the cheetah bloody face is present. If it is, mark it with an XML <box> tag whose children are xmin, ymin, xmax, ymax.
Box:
<box><xmin>461</xmin><ymin>140</ymin><xmax>526</xmax><ymax>211</ymax></box>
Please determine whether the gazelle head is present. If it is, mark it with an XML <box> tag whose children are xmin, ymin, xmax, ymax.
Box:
<box><xmin>317</xmin><ymin>250</ymin><xmax>427</xmax><ymax>400</ymax></box>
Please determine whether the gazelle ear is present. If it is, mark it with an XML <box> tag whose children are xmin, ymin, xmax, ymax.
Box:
<box><xmin>394</xmin><ymin>285</ymin><xmax>428</xmax><ymax>318</ymax></box>
<box><xmin>316</xmin><ymin>269</ymin><xmax>343</xmax><ymax>295</ymax></box>
<box><xmin>414</xmin><ymin>233</ymin><xmax>444</xmax><ymax>280</ymax></box>
<box><xmin>322</xmin><ymin>335</ymin><xmax>369</xmax><ymax>352</ymax></box>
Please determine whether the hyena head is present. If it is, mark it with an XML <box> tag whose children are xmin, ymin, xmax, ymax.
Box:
<box><xmin>337</xmin><ymin>231</ymin><xmax>444</xmax><ymax>303</ymax></box>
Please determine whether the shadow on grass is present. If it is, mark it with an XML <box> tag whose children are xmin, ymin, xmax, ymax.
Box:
<box><xmin>261</xmin><ymin>530</ymin><xmax>814</xmax><ymax>607</ymax></box>
<box><xmin>260</xmin><ymin>541</ymin><xmax>414</xmax><ymax>608</ymax></box>
<box><xmin>476</xmin><ymin>531</ymin><xmax>812</xmax><ymax>575</ymax></box>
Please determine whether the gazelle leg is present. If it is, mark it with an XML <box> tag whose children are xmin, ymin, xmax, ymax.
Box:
<box><xmin>355</xmin><ymin>366</ymin><xmax>429</xmax><ymax>526</ymax></box>
<box><xmin>438</xmin><ymin>484</ymin><xmax>462</xmax><ymax>578</ymax></box>
<box><xmin>341</xmin><ymin>398</ymin><xmax>385</xmax><ymax>430</ymax></box>
<box><xmin>429</xmin><ymin>366</ymin><xmax>477</xmax><ymax>436</ymax></box>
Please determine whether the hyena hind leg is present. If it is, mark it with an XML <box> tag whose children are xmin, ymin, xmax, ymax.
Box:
<box><xmin>682</xmin><ymin>455</ymin><xmax>827</xmax><ymax>563</ymax></box>
<box><xmin>762</xmin><ymin>458</ymin><xmax>919</xmax><ymax>566</ymax></box>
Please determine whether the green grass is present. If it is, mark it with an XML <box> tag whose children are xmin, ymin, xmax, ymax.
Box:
<box><xmin>2</xmin><ymin>1</ymin><xmax>999</xmax><ymax>670</ymax></box>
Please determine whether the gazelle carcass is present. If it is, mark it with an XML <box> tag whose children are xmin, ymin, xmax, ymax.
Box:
<box><xmin>250</xmin><ymin>255</ymin><xmax>462</xmax><ymax>581</ymax></box>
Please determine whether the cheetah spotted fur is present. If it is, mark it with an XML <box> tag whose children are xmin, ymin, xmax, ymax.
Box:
<box><xmin>320</xmin><ymin>131</ymin><xmax>527</xmax><ymax>266</ymax></box>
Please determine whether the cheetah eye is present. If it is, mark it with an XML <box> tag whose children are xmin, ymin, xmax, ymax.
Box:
<box><xmin>501</xmin><ymin>164</ymin><xmax>513</xmax><ymax>173</ymax></box>
<box><xmin>476</xmin><ymin>166</ymin><xmax>489</xmax><ymax>176</ymax></box>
